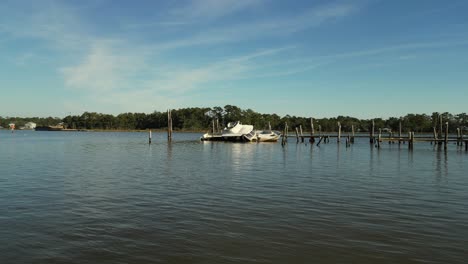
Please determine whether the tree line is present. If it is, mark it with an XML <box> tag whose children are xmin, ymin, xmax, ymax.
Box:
<box><xmin>1</xmin><ymin>105</ymin><xmax>467</xmax><ymax>133</ymax></box>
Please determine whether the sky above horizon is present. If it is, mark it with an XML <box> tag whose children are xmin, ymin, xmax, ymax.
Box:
<box><xmin>0</xmin><ymin>0</ymin><xmax>467</xmax><ymax>118</ymax></box>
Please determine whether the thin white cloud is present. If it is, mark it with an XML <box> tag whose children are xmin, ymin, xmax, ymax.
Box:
<box><xmin>60</xmin><ymin>42</ymin><xmax>146</xmax><ymax>92</ymax></box>
<box><xmin>0</xmin><ymin>1</ymin><xmax>363</xmax><ymax>114</ymax></box>
<box><xmin>171</xmin><ymin>0</ymin><xmax>265</xmax><ymax>20</ymax></box>
<box><xmin>142</xmin><ymin>47</ymin><xmax>289</xmax><ymax>93</ymax></box>
<box><xmin>149</xmin><ymin>3</ymin><xmax>359</xmax><ymax>52</ymax></box>
<box><xmin>318</xmin><ymin>39</ymin><xmax>468</xmax><ymax>60</ymax></box>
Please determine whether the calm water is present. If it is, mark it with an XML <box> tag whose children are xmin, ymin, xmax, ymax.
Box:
<box><xmin>1</xmin><ymin>130</ymin><xmax>467</xmax><ymax>264</ymax></box>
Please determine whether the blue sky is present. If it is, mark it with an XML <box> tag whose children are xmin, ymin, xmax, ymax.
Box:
<box><xmin>0</xmin><ymin>0</ymin><xmax>467</xmax><ymax>118</ymax></box>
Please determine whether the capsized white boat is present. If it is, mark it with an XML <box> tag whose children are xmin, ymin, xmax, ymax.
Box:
<box><xmin>244</xmin><ymin>130</ymin><xmax>281</xmax><ymax>142</ymax></box>
<box><xmin>201</xmin><ymin>121</ymin><xmax>254</xmax><ymax>142</ymax></box>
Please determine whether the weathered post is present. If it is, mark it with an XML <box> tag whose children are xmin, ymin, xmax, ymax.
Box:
<box><xmin>316</xmin><ymin>136</ymin><xmax>323</xmax><ymax>146</ymax></box>
<box><xmin>299</xmin><ymin>125</ymin><xmax>304</xmax><ymax>143</ymax></box>
<box><xmin>444</xmin><ymin>122</ymin><xmax>448</xmax><ymax>150</ymax></box>
<box><xmin>398</xmin><ymin>118</ymin><xmax>401</xmax><ymax>144</ymax></box>
<box><xmin>433</xmin><ymin>127</ymin><xmax>438</xmax><ymax>145</ymax></box>
<box><xmin>295</xmin><ymin>127</ymin><xmax>300</xmax><ymax>143</ymax></box>
<box><xmin>318</xmin><ymin>125</ymin><xmax>322</xmax><ymax>137</ymax></box>
<box><xmin>370</xmin><ymin>120</ymin><xmax>375</xmax><ymax>144</ymax></box>
<box><xmin>216</xmin><ymin>118</ymin><xmax>219</xmax><ymax>133</ymax></box>
<box><xmin>281</xmin><ymin>122</ymin><xmax>288</xmax><ymax>146</ymax></box>
<box><xmin>438</xmin><ymin>115</ymin><xmax>443</xmax><ymax>145</ymax></box>
<box><xmin>351</xmin><ymin>125</ymin><xmax>355</xmax><ymax>143</ymax></box>
<box><xmin>377</xmin><ymin>128</ymin><xmax>381</xmax><ymax>148</ymax></box>
<box><xmin>281</xmin><ymin>124</ymin><xmax>286</xmax><ymax>146</ymax></box>
<box><xmin>149</xmin><ymin>130</ymin><xmax>152</xmax><ymax>144</ymax></box>
<box><xmin>456</xmin><ymin>128</ymin><xmax>461</xmax><ymax>146</ymax></box>
<box><xmin>310</xmin><ymin>118</ymin><xmax>315</xmax><ymax>143</ymax></box>
<box><xmin>167</xmin><ymin>109</ymin><xmax>173</xmax><ymax>142</ymax></box>
<box><xmin>408</xmin><ymin>132</ymin><xmax>412</xmax><ymax>149</ymax></box>
<box><xmin>337</xmin><ymin>122</ymin><xmax>341</xmax><ymax>143</ymax></box>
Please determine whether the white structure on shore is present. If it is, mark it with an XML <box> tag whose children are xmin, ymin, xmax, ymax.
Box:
<box><xmin>24</xmin><ymin>122</ymin><xmax>37</xmax><ymax>129</ymax></box>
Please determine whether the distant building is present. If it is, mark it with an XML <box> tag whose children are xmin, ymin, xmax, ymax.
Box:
<box><xmin>24</xmin><ymin>122</ymin><xmax>37</xmax><ymax>129</ymax></box>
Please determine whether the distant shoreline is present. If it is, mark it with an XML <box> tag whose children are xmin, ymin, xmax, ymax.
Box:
<box><xmin>0</xmin><ymin>128</ymin><xmax>206</xmax><ymax>133</ymax></box>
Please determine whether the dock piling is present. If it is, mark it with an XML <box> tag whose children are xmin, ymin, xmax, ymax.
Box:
<box><xmin>167</xmin><ymin>109</ymin><xmax>173</xmax><ymax>142</ymax></box>
<box><xmin>299</xmin><ymin>125</ymin><xmax>304</xmax><ymax>143</ymax></box>
<box><xmin>310</xmin><ymin>118</ymin><xmax>315</xmax><ymax>143</ymax></box>
<box><xmin>444</xmin><ymin>122</ymin><xmax>448</xmax><ymax>150</ymax></box>
<box><xmin>149</xmin><ymin>130</ymin><xmax>152</xmax><ymax>144</ymax></box>
<box><xmin>399</xmin><ymin>120</ymin><xmax>402</xmax><ymax>144</ymax></box>
<box><xmin>337</xmin><ymin>122</ymin><xmax>341</xmax><ymax>143</ymax></box>
<box><xmin>295</xmin><ymin>127</ymin><xmax>300</xmax><ymax>143</ymax></box>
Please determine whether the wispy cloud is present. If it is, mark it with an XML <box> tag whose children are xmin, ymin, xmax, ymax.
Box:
<box><xmin>142</xmin><ymin>47</ymin><xmax>290</xmax><ymax>93</ymax></box>
<box><xmin>171</xmin><ymin>0</ymin><xmax>265</xmax><ymax>20</ymax></box>
<box><xmin>147</xmin><ymin>3</ymin><xmax>359</xmax><ymax>52</ymax></box>
<box><xmin>319</xmin><ymin>39</ymin><xmax>468</xmax><ymax>60</ymax></box>
<box><xmin>0</xmin><ymin>0</ymin><xmax>363</xmax><ymax>114</ymax></box>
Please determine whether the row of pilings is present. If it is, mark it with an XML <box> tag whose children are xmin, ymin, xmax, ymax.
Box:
<box><xmin>281</xmin><ymin>118</ymin><xmax>467</xmax><ymax>151</ymax></box>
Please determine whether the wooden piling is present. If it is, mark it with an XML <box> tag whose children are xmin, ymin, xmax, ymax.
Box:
<box><xmin>167</xmin><ymin>109</ymin><xmax>173</xmax><ymax>142</ymax></box>
<box><xmin>216</xmin><ymin>118</ymin><xmax>219</xmax><ymax>133</ymax></box>
<box><xmin>444</xmin><ymin>122</ymin><xmax>448</xmax><ymax>150</ymax></box>
<box><xmin>337</xmin><ymin>122</ymin><xmax>341</xmax><ymax>143</ymax></box>
<box><xmin>456</xmin><ymin>128</ymin><xmax>461</xmax><ymax>146</ymax></box>
<box><xmin>377</xmin><ymin>128</ymin><xmax>381</xmax><ymax>148</ymax></box>
<box><xmin>351</xmin><ymin>125</ymin><xmax>355</xmax><ymax>143</ymax></box>
<box><xmin>281</xmin><ymin>122</ymin><xmax>288</xmax><ymax>146</ymax></box>
<box><xmin>316</xmin><ymin>136</ymin><xmax>323</xmax><ymax>146</ymax></box>
<box><xmin>408</xmin><ymin>132</ymin><xmax>412</xmax><ymax>149</ymax></box>
<box><xmin>399</xmin><ymin>120</ymin><xmax>402</xmax><ymax>142</ymax></box>
<box><xmin>370</xmin><ymin>120</ymin><xmax>375</xmax><ymax>144</ymax></box>
<box><xmin>295</xmin><ymin>127</ymin><xmax>300</xmax><ymax>143</ymax></box>
<box><xmin>281</xmin><ymin>125</ymin><xmax>285</xmax><ymax>146</ymax></box>
<box><xmin>149</xmin><ymin>130</ymin><xmax>152</xmax><ymax>144</ymax></box>
<box><xmin>438</xmin><ymin>115</ymin><xmax>443</xmax><ymax>145</ymax></box>
<box><xmin>318</xmin><ymin>125</ymin><xmax>322</xmax><ymax>137</ymax></box>
<box><xmin>268</xmin><ymin>122</ymin><xmax>272</xmax><ymax>133</ymax></box>
<box><xmin>309</xmin><ymin>118</ymin><xmax>315</xmax><ymax>143</ymax></box>
<box><xmin>433</xmin><ymin>127</ymin><xmax>437</xmax><ymax>144</ymax></box>
<box><xmin>299</xmin><ymin>125</ymin><xmax>304</xmax><ymax>143</ymax></box>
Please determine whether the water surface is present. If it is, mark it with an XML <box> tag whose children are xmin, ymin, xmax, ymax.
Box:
<box><xmin>1</xmin><ymin>130</ymin><xmax>467</xmax><ymax>263</ymax></box>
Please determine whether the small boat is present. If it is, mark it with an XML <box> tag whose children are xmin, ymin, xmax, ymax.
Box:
<box><xmin>243</xmin><ymin>122</ymin><xmax>281</xmax><ymax>142</ymax></box>
<box><xmin>247</xmin><ymin>130</ymin><xmax>281</xmax><ymax>142</ymax></box>
<box><xmin>201</xmin><ymin>121</ymin><xmax>254</xmax><ymax>142</ymax></box>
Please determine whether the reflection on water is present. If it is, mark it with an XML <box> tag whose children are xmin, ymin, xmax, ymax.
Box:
<box><xmin>0</xmin><ymin>131</ymin><xmax>467</xmax><ymax>264</ymax></box>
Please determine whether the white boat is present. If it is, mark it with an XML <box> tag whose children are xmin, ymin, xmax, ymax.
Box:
<box><xmin>201</xmin><ymin>121</ymin><xmax>254</xmax><ymax>142</ymax></box>
<box><xmin>245</xmin><ymin>130</ymin><xmax>281</xmax><ymax>142</ymax></box>
<box><xmin>243</xmin><ymin>122</ymin><xmax>281</xmax><ymax>142</ymax></box>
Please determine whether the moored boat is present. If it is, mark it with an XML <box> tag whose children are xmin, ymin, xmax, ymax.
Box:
<box><xmin>246</xmin><ymin>130</ymin><xmax>281</xmax><ymax>142</ymax></box>
<box><xmin>201</xmin><ymin>121</ymin><xmax>254</xmax><ymax>142</ymax></box>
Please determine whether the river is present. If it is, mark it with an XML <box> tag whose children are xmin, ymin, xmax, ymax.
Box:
<box><xmin>0</xmin><ymin>130</ymin><xmax>467</xmax><ymax>263</ymax></box>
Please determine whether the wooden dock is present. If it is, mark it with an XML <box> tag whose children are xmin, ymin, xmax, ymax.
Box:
<box><xmin>280</xmin><ymin>118</ymin><xmax>467</xmax><ymax>151</ymax></box>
